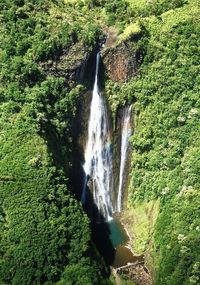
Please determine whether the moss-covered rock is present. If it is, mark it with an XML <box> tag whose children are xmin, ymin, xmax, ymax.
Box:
<box><xmin>40</xmin><ymin>42</ymin><xmax>91</xmax><ymax>86</ymax></box>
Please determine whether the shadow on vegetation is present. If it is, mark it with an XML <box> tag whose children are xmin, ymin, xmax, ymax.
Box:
<box><xmin>69</xmin><ymin>116</ymin><xmax>116</xmax><ymax>266</ymax></box>
<box><xmin>40</xmin><ymin>45</ymin><xmax>116</xmax><ymax>268</ymax></box>
<box><xmin>81</xmin><ymin>173</ymin><xmax>116</xmax><ymax>266</ymax></box>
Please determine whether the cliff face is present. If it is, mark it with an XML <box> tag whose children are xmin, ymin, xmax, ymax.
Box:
<box><xmin>39</xmin><ymin>34</ymin><xmax>140</xmax><ymax>98</ymax></box>
<box><xmin>70</xmin><ymin>37</ymin><xmax>138</xmax><ymax>214</ymax></box>
<box><xmin>112</xmin><ymin>106</ymin><xmax>133</xmax><ymax>211</ymax></box>
<box><xmin>40</xmin><ymin>42</ymin><xmax>91</xmax><ymax>86</ymax></box>
<box><xmin>102</xmin><ymin>41</ymin><xmax>140</xmax><ymax>83</ymax></box>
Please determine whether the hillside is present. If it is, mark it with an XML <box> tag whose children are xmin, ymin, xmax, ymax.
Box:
<box><xmin>0</xmin><ymin>1</ymin><xmax>199</xmax><ymax>285</ymax></box>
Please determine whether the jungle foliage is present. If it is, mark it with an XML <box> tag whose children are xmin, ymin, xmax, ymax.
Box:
<box><xmin>0</xmin><ymin>0</ymin><xmax>110</xmax><ymax>284</ymax></box>
<box><xmin>104</xmin><ymin>0</ymin><xmax>200</xmax><ymax>284</ymax></box>
<box><xmin>0</xmin><ymin>0</ymin><xmax>199</xmax><ymax>284</ymax></box>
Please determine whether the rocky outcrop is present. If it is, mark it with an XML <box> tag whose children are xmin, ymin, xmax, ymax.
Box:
<box><xmin>40</xmin><ymin>42</ymin><xmax>91</xmax><ymax>86</ymax></box>
<box><xmin>102</xmin><ymin>41</ymin><xmax>140</xmax><ymax>83</ymax></box>
<box><xmin>115</xmin><ymin>261</ymin><xmax>152</xmax><ymax>285</ymax></box>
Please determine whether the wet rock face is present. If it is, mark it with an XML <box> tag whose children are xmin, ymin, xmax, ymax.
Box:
<box><xmin>102</xmin><ymin>42</ymin><xmax>139</xmax><ymax>83</ymax></box>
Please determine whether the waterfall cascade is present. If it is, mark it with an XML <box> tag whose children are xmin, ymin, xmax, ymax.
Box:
<box><xmin>82</xmin><ymin>53</ymin><xmax>132</xmax><ymax>221</ymax></box>
<box><xmin>116</xmin><ymin>106</ymin><xmax>132</xmax><ymax>212</ymax></box>
<box><xmin>82</xmin><ymin>53</ymin><xmax>113</xmax><ymax>221</ymax></box>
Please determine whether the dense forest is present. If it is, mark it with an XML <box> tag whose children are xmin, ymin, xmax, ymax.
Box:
<box><xmin>0</xmin><ymin>0</ymin><xmax>199</xmax><ymax>285</ymax></box>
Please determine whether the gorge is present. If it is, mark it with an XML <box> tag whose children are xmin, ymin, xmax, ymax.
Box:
<box><xmin>79</xmin><ymin>51</ymin><xmax>146</xmax><ymax>280</ymax></box>
<box><xmin>82</xmin><ymin>52</ymin><xmax>113</xmax><ymax>222</ymax></box>
<box><xmin>82</xmin><ymin>52</ymin><xmax>133</xmax><ymax>221</ymax></box>
<box><xmin>0</xmin><ymin>1</ymin><xmax>199</xmax><ymax>285</ymax></box>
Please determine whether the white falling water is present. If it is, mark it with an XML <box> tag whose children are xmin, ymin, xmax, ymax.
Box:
<box><xmin>81</xmin><ymin>53</ymin><xmax>113</xmax><ymax>221</ymax></box>
<box><xmin>116</xmin><ymin>106</ymin><xmax>132</xmax><ymax>212</ymax></box>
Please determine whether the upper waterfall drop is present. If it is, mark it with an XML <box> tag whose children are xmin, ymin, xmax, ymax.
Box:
<box><xmin>81</xmin><ymin>53</ymin><xmax>113</xmax><ymax>222</ymax></box>
<box><xmin>116</xmin><ymin>105</ymin><xmax>132</xmax><ymax>213</ymax></box>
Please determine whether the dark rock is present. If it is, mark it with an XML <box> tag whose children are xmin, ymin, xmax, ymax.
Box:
<box><xmin>112</xmin><ymin>106</ymin><xmax>133</xmax><ymax>211</ymax></box>
<box><xmin>40</xmin><ymin>42</ymin><xmax>91</xmax><ymax>87</ymax></box>
<box><xmin>102</xmin><ymin>41</ymin><xmax>140</xmax><ymax>83</ymax></box>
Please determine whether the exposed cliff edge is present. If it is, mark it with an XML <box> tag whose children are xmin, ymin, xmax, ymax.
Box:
<box><xmin>40</xmin><ymin>42</ymin><xmax>91</xmax><ymax>86</ymax></box>
<box><xmin>101</xmin><ymin>23</ymin><xmax>145</xmax><ymax>84</ymax></box>
<box><xmin>102</xmin><ymin>41</ymin><xmax>140</xmax><ymax>83</ymax></box>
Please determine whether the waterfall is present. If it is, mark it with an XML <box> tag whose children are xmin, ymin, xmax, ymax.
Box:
<box><xmin>82</xmin><ymin>53</ymin><xmax>113</xmax><ymax>222</ymax></box>
<box><xmin>116</xmin><ymin>106</ymin><xmax>132</xmax><ymax>212</ymax></box>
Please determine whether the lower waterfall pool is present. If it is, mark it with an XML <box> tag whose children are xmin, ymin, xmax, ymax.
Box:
<box><xmin>107</xmin><ymin>218</ymin><xmax>128</xmax><ymax>248</ymax></box>
<box><xmin>92</xmin><ymin>217</ymin><xmax>144</xmax><ymax>268</ymax></box>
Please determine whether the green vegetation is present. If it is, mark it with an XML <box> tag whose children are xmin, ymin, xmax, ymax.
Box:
<box><xmin>0</xmin><ymin>100</ymin><xmax>110</xmax><ymax>285</ymax></box>
<box><xmin>118</xmin><ymin>21</ymin><xmax>142</xmax><ymax>42</ymax></box>
<box><xmin>105</xmin><ymin>0</ymin><xmax>200</xmax><ymax>284</ymax></box>
<box><xmin>122</xmin><ymin>200</ymin><xmax>160</xmax><ymax>255</ymax></box>
<box><xmin>0</xmin><ymin>0</ymin><xmax>111</xmax><ymax>284</ymax></box>
<box><xmin>0</xmin><ymin>0</ymin><xmax>199</xmax><ymax>284</ymax></box>
<box><xmin>126</xmin><ymin>0</ymin><xmax>188</xmax><ymax>17</ymax></box>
